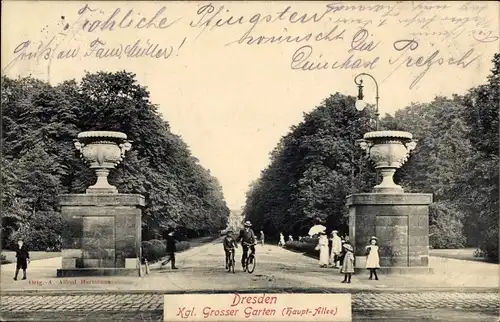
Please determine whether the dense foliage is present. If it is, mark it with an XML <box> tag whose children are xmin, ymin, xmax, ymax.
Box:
<box><xmin>1</xmin><ymin>71</ymin><xmax>230</xmax><ymax>249</ymax></box>
<box><xmin>141</xmin><ymin>239</ymin><xmax>190</xmax><ymax>263</ymax></box>
<box><xmin>243</xmin><ymin>93</ymin><xmax>378</xmax><ymax>237</ymax></box>
<box><xmin>284</xmin><ymin>240</ymin><xmax>319</xmax><ymax>258</ymax></box>
<box><xmin>244</xmin><ymin>55</ymin><xmax>499</xmax><ymax>260</ymax></box>
<box><xmin>385</xmin><ymin>54</ymin><xmax>499</xmax><ymax>258</ymax></box>
<box><xmin>459</xmin><ymin>54</ymin><xmax>499</xmax><ymax>260</ymax></box>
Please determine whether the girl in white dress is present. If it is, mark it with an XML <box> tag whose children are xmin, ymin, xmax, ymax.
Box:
<box><xmin>365</xmin><ymin>236</ymin><xmax>380</xmax><ymax>280</ymax></box>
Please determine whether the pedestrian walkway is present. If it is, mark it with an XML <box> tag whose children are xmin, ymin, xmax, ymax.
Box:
<box><xmin>1</xmin><ymin>240</ymin><xmax>498</xmax><ymax>293</ymax></box>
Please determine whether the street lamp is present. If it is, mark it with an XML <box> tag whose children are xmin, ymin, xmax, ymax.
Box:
<box><xmin>354</xmin><ymin>73</ymin><xmax>380</xmax><ymax>131</ymax></box>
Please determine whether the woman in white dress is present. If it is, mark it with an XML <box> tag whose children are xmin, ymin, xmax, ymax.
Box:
<box><xmin>317</xmin><ymin>231</ymin><xmax>329</xmax><ymax>268</ymax></box>
<box><xmin>278</xmin><ymin>233</ymin><xmax>285</xmax><ymax>247</ymax></box>
<box><xmin>365</xmin><ymin>236</ymin><xmax>380</xmax><ymax>280</ymax></box>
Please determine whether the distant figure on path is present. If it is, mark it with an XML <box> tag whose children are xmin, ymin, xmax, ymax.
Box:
<box><xmin>288</xmin><ymin>235</ymin><xmax>293</xmax><ymax>242</ymax></box>
<box><xmin>223</xmin><ymin>229</ymin><xmax>238</xmax><ymax>269</ymax></box>
<box><xmin>161</xmin><ymin>231</ymin><xmax>179</xmax><ymax>269</ymax></box>
<box><xmin>317</xmin><ymin>231</ymin><xmax>329</xmax><ymax>268</ymax></box>
<box><xmin>259</xmin><ymin>230</ymin><xmax>265</xmax><ymax>246</ymax></box>
<box><xmin>330</xmin><ymin>230</ymin><xmax>342</xmax><ymax>268</ymax></box>
<box><xmin>236</xmin><ymin>221</ymin><xmax>257</xmax><ymax>269</ymax></box>
<box><xmin>365</xmin><ymin>236</ymin><xmax>380</xmax><ymax>280</ymax></box>
<box><xmin>341</xmin><ymin>243</ymin><xmax>355</xmax><ymax>283</ymax></box>
<box><xmin>278</xmin><ymin>233</ymin><xmax>285</xmax><ymax>247</ymax></box>
<box><xmin>13</xmin><ymin>239</ymin><xmax>30</xmax><ymax>281</ymax></box>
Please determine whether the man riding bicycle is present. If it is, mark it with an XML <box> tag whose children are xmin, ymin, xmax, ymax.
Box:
<box><xmin>236</xmin><ymin>221</ymin><xmax>256</xmax><ymax>269</ymax></box>
<box><xmin>223</xmin><ymin>229</ymin><xmax>238</xmax><ymax>269</ymax></box>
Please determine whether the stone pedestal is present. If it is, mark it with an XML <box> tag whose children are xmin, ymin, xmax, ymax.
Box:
<box><xmin>346</xmin><ymin>193</ymin><xmax>433</xmax><ymax>274</ymax></box>
<box><xmin>56</xmin><ymin>194</ymin><xmax>145</xmax><ymax>277</ymax></box>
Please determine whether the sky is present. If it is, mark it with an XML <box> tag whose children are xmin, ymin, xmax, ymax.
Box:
<box><xmin>2</xmin><ymin>1</ymin><xmax>499</xmax><ymax>209</ymax></box>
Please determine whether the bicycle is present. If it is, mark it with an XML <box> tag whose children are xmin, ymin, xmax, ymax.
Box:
<box><xmin>226</xmin><ymin>248</ymin><xmax>236</xmax><ymax>274</ymax></box>
<box><xmin>242</xmin><ymin>242</ymin><xmax>257</xmax><ymax>274</ymax></box>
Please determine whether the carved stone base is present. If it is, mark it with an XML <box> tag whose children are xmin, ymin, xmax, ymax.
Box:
<box><xmin>346</xmin><ymin>193</ymin><xmax>433</xmax><ymax>273</ymax></box>
<box><xmin>58</xmin><ymin>193</ymin><xmax>145</xmax><ymax>277</ymax></box>
<box><xmin>86</xmin><ymin>187</ymin><xmax>118</xmax><ymax>194</ymax></box>
<box><xmin>56</xmin><ymin>268</ymin><xmax>140</xmax><ymax>277</ymax></box>
<box><xmin>372</xmin><ymin>186</ymin><xmax>404</xmax><ymax>194</ymax></box>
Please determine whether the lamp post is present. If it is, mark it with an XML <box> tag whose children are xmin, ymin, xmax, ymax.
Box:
<box><xmin>354</xmin><ymin>73</ymin><xmax>380</xmax><ymax>131</ymax></box>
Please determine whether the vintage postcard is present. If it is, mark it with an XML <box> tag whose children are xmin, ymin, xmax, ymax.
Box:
<box><xmin>1</xmin><ymin>1</ymin><xmax>499</xmax><ymax>321</ymax></box>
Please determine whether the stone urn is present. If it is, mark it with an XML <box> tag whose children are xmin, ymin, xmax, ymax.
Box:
<box><xmin>358</xmin><ymin>131</ymin><xmax>417</xmax><ymax>193</ymax></box>
<box><xmin>74</xmin><ymin>131</ymin><xmax>132</xmax><ymax>194</ymax></box>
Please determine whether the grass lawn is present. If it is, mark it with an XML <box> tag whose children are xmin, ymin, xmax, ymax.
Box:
<box><xmin>1</xmin><ymin>236</ymin><xmax>220</xmax><ymax>265</ymax></box>
<box><xmin>429</xmin><ymin>248</ymin><xmax>489</xmax><ymax>262</ymax></box>
<box><xmin>1</xmin><ymin>251</ymin><xmax>62</xmax><ymax>265</ymax></box>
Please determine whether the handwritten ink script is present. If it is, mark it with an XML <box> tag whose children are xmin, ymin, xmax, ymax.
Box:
<box><xmin>3</xmin><ymin>1</ymin><xmax>498</xmax><ymax>89</ymax></box>
<box><xmin>163</xmin><ymin>293</ymin><xmax>352</xmax><ymax>321</ymax></box>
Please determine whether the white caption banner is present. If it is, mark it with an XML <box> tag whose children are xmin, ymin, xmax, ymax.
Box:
<box><xmin>164</xmin><ymin>293</ymin><xmax>352</xmax><ymax>321</ymax></box>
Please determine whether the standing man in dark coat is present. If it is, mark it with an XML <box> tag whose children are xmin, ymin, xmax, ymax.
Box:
<box><xmin>13</xmin><ymin>239</ymin><xmax>30</xmax><ymax>280</ymax></box>
<box><xmin>161</xmin><ymin>231</ymin><xmax>179</xmax><ymax>269</ymax></box>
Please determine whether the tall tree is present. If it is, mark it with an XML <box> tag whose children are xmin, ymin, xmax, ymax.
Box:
<box><xmin>1</xmin><ymin>71</ymin><xmax>230</xmax><ymax>248</ymax></box>
<box><xmin>458</xmin><ymin>54</ymin><xmax>499</xmax><ymax>260</ymax></box>
<box><xmin>244</xmin><ymin>93</ymin><xmax>376</xmax><ymax>237</ymax></box>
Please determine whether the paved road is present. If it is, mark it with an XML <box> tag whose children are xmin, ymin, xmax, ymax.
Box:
<box><xmin>1</xmin><ymin>293</ymin><xmax>499</xmax><ymax>321</ymax></box>
<box><xmin>1</xmin><ymin>239</ymin><xmax>499</xmax><ymax>321</ymax></box>
<box><xmin>2</xmin><ymin>293</ymin><xmax>499</xmax><ymax>312</ymax></box>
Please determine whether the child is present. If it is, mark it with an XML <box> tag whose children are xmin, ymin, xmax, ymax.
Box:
<box><xmin>13</xmin><ymin>239</ymin><xmax>30</xmax><ymax>281</ymax></box>
<box><xmin>341</xmin><ymin>243</ymin><xmax>355</xmax><ymax>283</ymax></box>
<box><xmin>365</xmin><ymin>236</ymin><xmax>380</xmax><ymax>280</ymax></box>
<box><xmin>223</xmin><ymin>230</ymin><xmax>238</xmax><ymax>269</ymax></box>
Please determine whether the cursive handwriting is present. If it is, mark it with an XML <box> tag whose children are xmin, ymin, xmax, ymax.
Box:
<box><xmin>388</xmin><ymin>39</ymin><xmax>482</xmax><ymax>89</ymax></box>
<box><xmin>3</xmin><ymin>1</ymin><xmax>496</xmax><ymax>90</ymax></box>
<box><xmin>190</xmin><ymin>3</ymin><xmax>339</xmax><ymax>39</ymax></box>
<box><xmin>2</xmin><ymin>36</ymin><xmax>184</xmax><ymax>69</ymax></box>
<box><xmin>85</xmin><ymin>38</ymin><xmax>177</xmax><ymax>59</ymax></box>
<box><xmin>2</xmin><ymin>37</ymin><xmax>60</xmax><ymax>72</ymax></box>
<box><xmin>78</xmin><ymin>4</ymin><xmax>181</xmax><ymax>32</ymax></box>
<box><xmin>226</xmin><ymin>25</ymin><xmax>345</xmax><ymax>46</ymax></box>
<box><xmin>189</xmin><ymin>2</ymin><xmax>394</xmax><ymax>40</ymax></box>
<box><xmin>348</xmin><ymin>29</ymin><xmax>379</xmax><ymax>53</ymax></box>
<box><xmin>290</xmin><ymin>45</ymin><xmax>379</xmax><ymax>71</ymax></box>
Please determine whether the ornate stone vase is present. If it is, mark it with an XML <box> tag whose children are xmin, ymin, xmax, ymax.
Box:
<box><xmin>358</xmin><ymin>131</ymin><xmax>417</xmax><ymax>193</ymax></box>
<box><xmin>74</xmin><ymin>131</ymin><xmax>132</xmax><ymax>193</ymax></box>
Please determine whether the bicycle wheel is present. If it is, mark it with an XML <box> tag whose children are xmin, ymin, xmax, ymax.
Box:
<box><xmin>246</xmin><ymin>254</ymin><xmax>256</xmax><ymax>274</ymax></box>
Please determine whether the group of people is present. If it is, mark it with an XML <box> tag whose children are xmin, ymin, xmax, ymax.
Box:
<box><xmin>222</xmin><ymin>223</ymin><xmax>381</xmax><ymax>283</ymax></box>
<box><xmin>277</xmin><ymin>232</ymin><xmax>295</xmax><ymax>246</ymax></box>
<box><xmin>316</xmin><ymin>230</ymin><xmax>380</xmax><ymax>283</ymax></box>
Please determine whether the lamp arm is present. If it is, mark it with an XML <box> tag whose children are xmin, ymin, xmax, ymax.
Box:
<box><xmin>354</xmin><ymin>73</ymin><xmax>380</xmax><ymax>130</ymax></box>
<box><xmin>354</xmin><ymin>73</ymin><xmax>379</xmax><ymax>101</ymax></box>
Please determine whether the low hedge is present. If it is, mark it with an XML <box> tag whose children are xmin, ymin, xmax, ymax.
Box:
<box><xmin>300</xmin><ymin>237</ymin><xmax>318</xmax><ymax>244</ymax></box>
<box><xmin>0</xmin><ymin>252</ymin><xmax>11</xmax><ymax>265</ymax></box>
<box><xmin>141</xmin><ymin>239</ymin><xmax>191</xmax><ymax>263</ymax></box>
<box><xmin>284</xmin><ymin>239</ymin><xmax>319</xmax><ymax>257</ymax></box>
